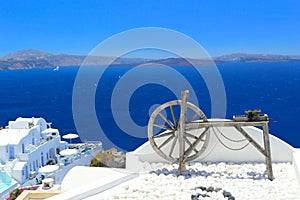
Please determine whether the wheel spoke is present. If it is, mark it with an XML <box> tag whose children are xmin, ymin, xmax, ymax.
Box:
<box><xmin>185</xmin><ymin>132</ymin><xmax>198</xmax><ymax>140</ymax></box>
<box><xmin>170</xmin><ymin>105</ymin><xmax>177</xmax><ymax>127</ymax></box>
<box><xmin>187</xmin><ymin>112</ymin><xmax>198</xmax><ymax>123</ymax></box>
<box><xmin>158</xmin><ymin>112</ymin><xmax>174</xmax><ymax>129</ymax></box>
<box><xmin>153</xmin><ymin>131</ymin><xmax>174</xmax><ymax>139</ymax></box>
<box><xmin>169</xmin><ymin>135</ymin><xmax>178</xmax><ymax>158</ymax></box>
<box><xmin>198</xmin><ymin>127</ymin><xmax>209</xmax><ymax>142</ymax></box>
<box><xmin>153</xmin><ymin>123</ymin><xmax>173</xmax><ymax>131</ymax></box>
<box><xmin>158</xmin><ymin>135</ymin><xmax>175</xmax><ymax>149</ymax></box>
<box><xmin>184</xmin><ymin>136</ymin><xmax>198</xmax><ymax>153</ymax></box>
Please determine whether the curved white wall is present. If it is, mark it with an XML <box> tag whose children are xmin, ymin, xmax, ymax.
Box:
<box><xmin>126</xmin><ymin>122</ymin><xmax>295</xmax><ymax>171</ymax></box>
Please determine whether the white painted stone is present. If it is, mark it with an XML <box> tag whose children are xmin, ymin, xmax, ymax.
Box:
<box><xmin>99</xmin><ymin>162</ymin><xmax>300</xmax><ymax>200</ymax></box>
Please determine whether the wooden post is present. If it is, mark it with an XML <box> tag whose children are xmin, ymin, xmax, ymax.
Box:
<box><xmin>178</xmin><ymin>90</ymin><xmax>189</xmax><ymax>175</ymax></box>
<box><xmin>262</xmin><ymin>123</ymin><xmax>274</xmax><ymax>180</ymax></box>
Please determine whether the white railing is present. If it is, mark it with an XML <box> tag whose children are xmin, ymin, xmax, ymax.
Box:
<box><xmin>19</xmin><ymin>154</ymin><xmax>29</xmax><ymax>161</ymax></box>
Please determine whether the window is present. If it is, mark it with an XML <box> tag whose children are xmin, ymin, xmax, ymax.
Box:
<box><xmin>41</xmin><ymin>152</ymin><xmax>44</xmax><ymax>166</ymax></box>
<box><xmin>25</xmin><ymin>165</ymin><xmax>28</xmax><ymax>179</ymax></box>
<box><xmin>9</xmin><ymin>146</ymin><xmax>15</xmax><ymax>160</ymax></box>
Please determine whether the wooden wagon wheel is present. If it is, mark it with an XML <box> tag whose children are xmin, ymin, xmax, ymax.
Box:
<box><xmin>148</xmin><ymin>100</ymin><xmax>210</xmax><ymax>162</ymax></box>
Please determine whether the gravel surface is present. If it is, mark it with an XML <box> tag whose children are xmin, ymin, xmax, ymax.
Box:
<box><xmin>99</xmin><ymin>162</ymin><xmax>300</xmax><ymax>200</ymax></box>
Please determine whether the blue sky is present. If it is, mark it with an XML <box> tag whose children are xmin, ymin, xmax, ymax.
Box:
<box><xmin>0</xmin><ymin>0</ymin><xmax>299</xmax><ymax>57</ymax></box>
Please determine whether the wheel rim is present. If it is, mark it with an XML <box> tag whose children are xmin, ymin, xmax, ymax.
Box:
<box><xmin>148</xmin><ymin>100</ymin><xmax>210</xmax><ymax>162</ymax></box>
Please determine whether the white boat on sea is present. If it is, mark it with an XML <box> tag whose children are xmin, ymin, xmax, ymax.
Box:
<box><xmin>0</xmin><ymin>117</ymin><xmax>102</xmax><ymax>199</ymax></box>
<box><xmin>53</xmin><ymin>66</ymin><xmax>60</xmax><ymax>71</ymax></box>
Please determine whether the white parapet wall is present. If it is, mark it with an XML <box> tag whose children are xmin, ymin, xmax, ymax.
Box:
<box><xmin>126</xmin><ymin>124</ymin><xmax>296</xmax><ymax>172</ymax></box>
<box><xmin>45</xmin><ymin>167</ymin><xmax>138</xmax><ymax>200</ymax></box>
<box><xmin>293</xmin><ymin>148</ymin><xmax>300</xmax><ymax>186</ymax></box>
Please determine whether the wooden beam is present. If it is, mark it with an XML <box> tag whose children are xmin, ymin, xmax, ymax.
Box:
<box><xmin>262</xmin><ymin>124</ymin><xmax>274</xmax><ymax>180</ymax></box>
<box><xmin>183</xmin><ymin>127</ymin><xmax>210</xmax><ymax>163</ymax></box>
<box><xmin>178</xmin><ymin>90</ymin><xmax>189</xmax><ymax>175</ymax></box>
<box><xmin>186</xmin><ymin>121</ymin><xmax>269</xmax><ymax>129</ymax></box>
<box><xmin>234</xmin><ymin>125</ymin><xmax>267</xmax><ymax>157</ymax></box>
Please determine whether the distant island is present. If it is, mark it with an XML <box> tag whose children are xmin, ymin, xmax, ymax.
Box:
<box><xmin>0</xmin><ymin>49</ymin><xmax>300</xmax><ymax>70</ymax></box>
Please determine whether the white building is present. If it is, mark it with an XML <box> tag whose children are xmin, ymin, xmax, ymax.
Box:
<box><xmin>0</xmin><ymin>117</ymin><xmax>68</xmax><ymax>184</ymax></box>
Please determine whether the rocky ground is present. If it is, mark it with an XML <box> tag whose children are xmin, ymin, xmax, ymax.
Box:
<box><xmin>99</xmin><ymin>162</ymin><xmax>300</xmax><ymax>200</ymax></box>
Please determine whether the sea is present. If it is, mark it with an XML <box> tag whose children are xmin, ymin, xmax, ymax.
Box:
<box><xmin>0</xmin><ymin>62</ymin><xmax>299</xmax><ymax>151</ymax></box>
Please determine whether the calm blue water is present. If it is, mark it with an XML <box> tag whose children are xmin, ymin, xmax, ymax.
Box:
<box><xmin>0</xmin><ymin>62</ymin><xmax>299</xmax><ymax>151</ymax></box>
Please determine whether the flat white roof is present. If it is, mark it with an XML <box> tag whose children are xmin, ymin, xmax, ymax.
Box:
<box><xmin>0</xmin><ymin>129</ymin><xmax>29</xmax><ymax>146</ymax></box>
<box><xmin>42</xmin><ymin>128</ymin><xmax>59</xmax><ymax>134</ymax></box>
<box><xmin>46</xmin><ymin>167</ymin><xmax>137</xmax><ymax>200</ymax></box>
<box><xmin>16</xmin><ymin>117</ymin><xmax>41</xmax><ymax>124</ymax></box>
<box><xmin>13</xmin><ymin>161</ymin><xmax>27</xmax><ymax>171</ymax></box>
